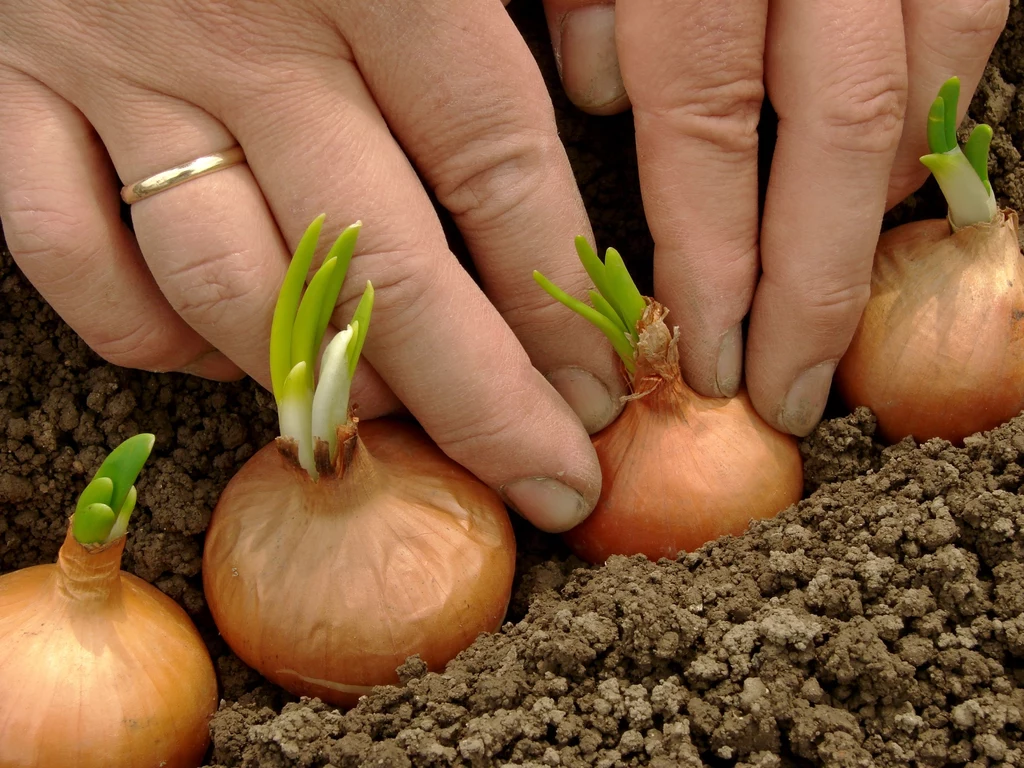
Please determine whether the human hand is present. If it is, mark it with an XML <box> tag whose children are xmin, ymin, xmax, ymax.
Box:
<box><xmin>540</xmin><ymin>0</ymin><xmax>1009</xmax><ymax>435</ymax></box>
<box><xmin>0</xmin><ymin>0</ymin><xmax>629</xmax><ymax>532</ymax></box>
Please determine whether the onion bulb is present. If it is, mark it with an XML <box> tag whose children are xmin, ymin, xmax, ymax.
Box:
<box><xmin>203</xmin><ymin>217</ymin><xmax>516</xmax><ymax>707</ymax></box>
<box><xmin>836</xmin><ymin>77</ymin><xmax>1024</xmax><ymax>444</ymax></box>
<box><xmin>0</xmin><ymin>434</ymin><xmax>217</xmax><ymax>768</ymax></box>
<box><xmin>535</xmin><ymin>241</ymin><xmax>803</xmax><ymax>564</ymax></box>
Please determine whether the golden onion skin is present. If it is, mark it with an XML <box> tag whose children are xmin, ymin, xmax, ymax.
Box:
<box><xmin>836</xmin><ymin>210</ymin><xmax>1024</xmax><ymax>445</ymax></box>
<box><xmin>564</xmin><ymin>304</ymin><xmax>804</xmax><ymax>564</ymax></box>
<box><xmin>0</xmin><ymin>525</ymin><xmax>218</xmax><ymax>768</ymax></box>
<box><xmin>203</xmin><ymin>418</ymin><xmax>516</xmax><ymax>708</ymax></box>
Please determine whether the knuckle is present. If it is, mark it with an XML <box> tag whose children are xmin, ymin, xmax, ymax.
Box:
<box><xmin>793</xmin><ymin>278</ymin><xmax>872</xmax><ymax>340</ymax></box>
<box><xmin>160</xmin><ymin>250</ymin><xmax>259</xmax><ymax>326</ymax></box>
<box><xmin>504</xmin><ymin>291</ymin><xmax>580</xmax><ymax>340</ymax></box>
<box><xmin>4</xmin><ymin>203</ymin><xmax>89</xmax><ymax>271</ymax></box>
<box><xmin>437</xmin><ymin>385</ymin><xmax>530</xmax><ymax>462</ymax></box>
<box><xmin>635</xmin><ymin>77</ymin><xmax>764</xmax><ymax>158</ymax></box>
<box><xmin>431</xmin><ymin>127</ymin><xmax>565</xmax><ymax>227</ymax></box>
<box><xmin>941</xmin><ymin>0</ymin><xmax>1009</xmax><ymax>40</ymax></box>
<box><xmin>88</xmin><ymin>320</ymin><xmax>186</xmax><ymax>372</ymax></box>
<box><xmin>820</xmin><ymin>69</ymin><xmax>908</xmax><ymax>155</ymax></box>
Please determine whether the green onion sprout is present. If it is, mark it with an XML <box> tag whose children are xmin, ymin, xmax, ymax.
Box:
<box><xmin>533</xmin><ymin>236</ymin><xmax>646</xmax><ymax>375</ymax></box>
<box><xmin>73</xmin><ymin>433</ymin><xmax>155</xmax><ymax>545</ymax></box>
<box><xmin>270</xmin><ymin>215</ymin><xmax>374</xmax><ymax>478</ymax></box>
<box><xmin>919</xmin><ymin>76</ymin><xmax>997</xmax><ymax>229</ymax></box>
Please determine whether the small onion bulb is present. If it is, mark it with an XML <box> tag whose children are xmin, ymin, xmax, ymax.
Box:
<box><xmin>836</xmin><ymin>211</ymin><xmax>1024</xmax><ymax>444</ymax></box>
<box><xmin>203</xmin><ymin>419</ymin><xmax>517</xmax><ymax>708</ymax></box>
<box><xmin>563</xmin><ymin>303</ymin><xmax>804</xmax><ymax>563</ymax></box>
<box><xmin>0</xmin><ymin>522</ymin><xmax>218</xmax><ymax>768</ymax></box>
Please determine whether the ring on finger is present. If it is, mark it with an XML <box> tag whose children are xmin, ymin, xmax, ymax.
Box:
<box><xmin>120</xmin><ymin>146</ymin><xmax>246</xmax><ymax>204</ymax></box>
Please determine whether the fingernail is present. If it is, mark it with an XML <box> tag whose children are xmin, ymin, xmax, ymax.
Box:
<box><xmin>500</xmin><ymin>477</ymin><xmax>590</xmax><ymax>533</ymax></box>
<box><xmin>715</xmin><ymin>324</ymin><xmax>743</xmax><ymax>398</ymax></box>
<box><xmin>559</xmin><ymin>6</ymin><xmax>626</xmax><ymax>112</ymax></box>
<box><xmin>180</xmin><ymin>350</ymin><xmax>245</xmax><ymax>381</ymax></box>
<box><xmin>779</xmin><ymin>361</ymin><xmax>837</xmax><ymax>437</ymax></box>
<box><xmin>547</xmin><ymin>366</ymin><xmax>622</xmax><ymax>434</ymax></box>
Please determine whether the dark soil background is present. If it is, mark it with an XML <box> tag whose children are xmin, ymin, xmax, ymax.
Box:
<box><xmin>3</xmin><ymin>3</ymin><xmax>1024</xmax><ymax>767</ymax></box>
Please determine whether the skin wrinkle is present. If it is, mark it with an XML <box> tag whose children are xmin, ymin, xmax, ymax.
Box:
<box><xmin>929</xmin><ymin>0</ymin><xmax>1010</xmax><ymax>38</ymax></box>
<box><xmin>436</xmin><ymin>139</ymin><xmax>552</xmax><ymax>224</ymax></box>
<box><xmin>86</xmin><ymin>316</ymin><xmax>200</xmax><ymax>371</ymax></box>
<box><xmin>159</xmin><ymin>249</ymin><xmax>264</xmax><ymax>327</ymax></box>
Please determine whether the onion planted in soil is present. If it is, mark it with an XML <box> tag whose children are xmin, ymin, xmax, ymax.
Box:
<box><xmin>534</xmin><ymin>243</ymin><xmax>803</xmax><ymax>564</ymax></box>
<box><xmin>0</xmin><ymin>434</ymin><xmax>218</xmax><ymax>768</ymax></box>
<box><xmin>836</xmin><ymin>77</ymin><xmax>1024</xmax><ymax>445</ymax></box>
<box><xmin>202</xmin><ymin>216</ymin><xmax>516</xmax><ymax>707</ymax></box>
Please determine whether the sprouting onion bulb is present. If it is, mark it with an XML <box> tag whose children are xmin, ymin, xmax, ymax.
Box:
<box><xmin>202</xmin><ymin>216</ymin><xmax>516</xmax><ymax>707</ymax></box>
<box><xmin>0</xmin><ymin>434</ymin><xmax>218</xmax><ymax>768</ymax></box>
<box><xmin>836</xmin><ymin>77</ymin><xmax>1024</xmax><ymax>445</ymax></box>
<box><xmin>534</xmin><ymin>240</ymin><xmax>803</xmax><ymax>564</ymax></box>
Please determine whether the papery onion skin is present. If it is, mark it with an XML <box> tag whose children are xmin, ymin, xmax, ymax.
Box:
<box><xmin>203</xmin><ymin>418</ymin><xmax>516</xmax><ymax>708</ymax></box>
<box><xmin>564</xmin><ymin>304</ymin><xmax>804</xmax><ymax>564</ymax></box>
<box><xmin>836</xmin><ymin>210</ymin><xmax>1024</xmax><ymax>445</ymax></box>
<box><xmin>0</xmin><ymin>524</ymin><xmax>217</xmax><ymax>768</ymax></box>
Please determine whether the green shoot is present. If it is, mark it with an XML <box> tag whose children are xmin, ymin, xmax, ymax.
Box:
<box><xmin>269</xmin><ymin>217</ymin><xmax>373</xmax><ymax>478</ymax></box>
<box><xmin>347</xmin><ymin>283</ymin><xmax>375</xmax><ymax>381</ymax></box>
<box><xmin>73</xmin><ymin>433</ymin><xmax>154</xmax><ymax>546</ymax></box>
<box><xmin>534</xmin><ymin>237</ymin><xmax>646</xmax><ymax>375</ymax></box>
<box><xmin>311</xmin><ymin>327</ymin><xmax>355</xmax><ymax>462</ymax></box>
<box><xmin>271</xmin><ymin>215</ymin><xmax>324</xmax><ymax>398</ymax></box>
<box><xmin>920</xmin><ymin>76</ymin><xmax>997</xmax><ymax>228</ymax></box>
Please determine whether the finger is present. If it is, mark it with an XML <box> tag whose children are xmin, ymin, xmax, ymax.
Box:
<box><xmin>237</xmin><ymin>77</ymin><xmax>600</xmax><ymax>531</ymax></box>
<box><xmin>541</xmin><ymin>0</ymin><xmax>629</xmax><ymax>114</ymax></box>
<box><xmin>86</xmin><ymin>37</ymin><xmax>602</xmax><ymax>532</ymax></box>
<box><xmin>75</xmin><ymin>88</ymin><xmax>399</xmax><ymax>419</ymax></box>
<box><xmin>351</xmin><ymin>0</ymin><xmax>628</xmax><ymax>433</ymax></box>
<box><xmin>0</xmin><ymin>68</ymin><xmax>241</xmax><ymax>381</ymax></box>
<box><xmin>887</xmin><ymin>0</ymin><xmax>1009</xmax><ymax>208</ymax></box>
<box><xmin>750</xmin><ymin>0</ymin><xmax>908</xmax><ymax>436</ymax></box>
<box><xmin>615</xmin><ymin>0</ymin><xmax>767</xmax><ymax>398</ymax></box>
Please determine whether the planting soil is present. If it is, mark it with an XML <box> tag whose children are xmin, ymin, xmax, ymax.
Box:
<box><xmin>3</xmin><ymin>3</ymin><xmax>1024</xmax><ymax>767</ymax></box>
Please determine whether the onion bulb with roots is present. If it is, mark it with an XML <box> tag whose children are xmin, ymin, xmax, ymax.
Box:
<box><xmin>202</xmin><ymin>217</ymin><xmax>516</xmax><ymax>707</ymax></box>
<box><xmin>836</xmin><ymin>77</ymin><xmax>1024</xmax><ymax>444</ymax></box>
<box><xmin>0</xmin><ymin>434</ymin><xmax>217</xmax><ymax>768</ymax></box>
<box><xmin>535</xmin><ymin>242</ymin><xmax>803</xmax><ymax>564</ymax></box>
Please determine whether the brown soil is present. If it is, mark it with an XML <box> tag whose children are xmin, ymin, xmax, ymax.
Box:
<box><xmin>2</xmin><ymin>4</ymin><xmax>1024</xmax><ymax>767</ymax></box>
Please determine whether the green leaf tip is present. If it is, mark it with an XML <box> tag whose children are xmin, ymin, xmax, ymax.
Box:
<box><xmin>926</xmin><ymin>95</ymin><xmax>949</xmax><ymax>155</ymax></box>
<box><xmin>73</xmin><ymin>503</ymin><xmax>116</xmax><ymax>545</ymax></box>
<box><xmin>939</xmin><ymin>77</ymin><xmax>960</xmax><ymax>152</ymax></box>
<box><xmin>317</xmin><ymin>222</ymin><xmax>362</xmax><ymax>344</ymax></box>
<box><xmin>271</xmin><ymin>214</ymin><xmax>325</xmax><ymax>399</ymax></box>
<box><xmin>347</xmin><ymin>281</ymin><xmax>374</xmax><ymax>380</ymax></box>
<box><xmin>73</xmin><ymin>433</ymin><xmax>154</xmax><ymax>545</ymax></box>
<box><xmin>291</xmin><ymin>256</ymin><xmax>338</xmax><ymax>387</ymax></box>
<box><xmin>963</xmin><ymin>123</ymin><xmax>993</xmax><ymax>194</ymax></box>
<box><xmin>602</xmin><ymin>247</ymin><xmax>645</xmax><ymax>336</ymax></box>
<box><xmin>920</xmin><ymin>76</ymin><xmax>997</xmax><ymax>228</ymax></box>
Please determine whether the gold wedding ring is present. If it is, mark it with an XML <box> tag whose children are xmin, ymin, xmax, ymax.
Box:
<box><xmin>120</xmin><ymin>146</ymin><xmax>247</xmax><ymax>204</ymax></box>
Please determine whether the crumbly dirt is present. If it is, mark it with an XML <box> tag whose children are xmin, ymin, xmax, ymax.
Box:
<box><xmin>2</xmin><ymin>3</ymin><xmax>1024</xmax><ymax>767</ymax></box>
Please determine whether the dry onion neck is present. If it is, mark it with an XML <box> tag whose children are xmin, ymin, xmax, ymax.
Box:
<box><xmin>270</xmin><ymin>215</ymin><xmax>374</xmax><ymax>480</ymax></box>
<box><xmin>72</xmin><ymin>433</ymin><xmax>154</xmax><ymax>546</ymax></box>
<box><xmin>919</xmin><ymin>76</ymin><xmax>998</xmax><ymax>230</ymax></box>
